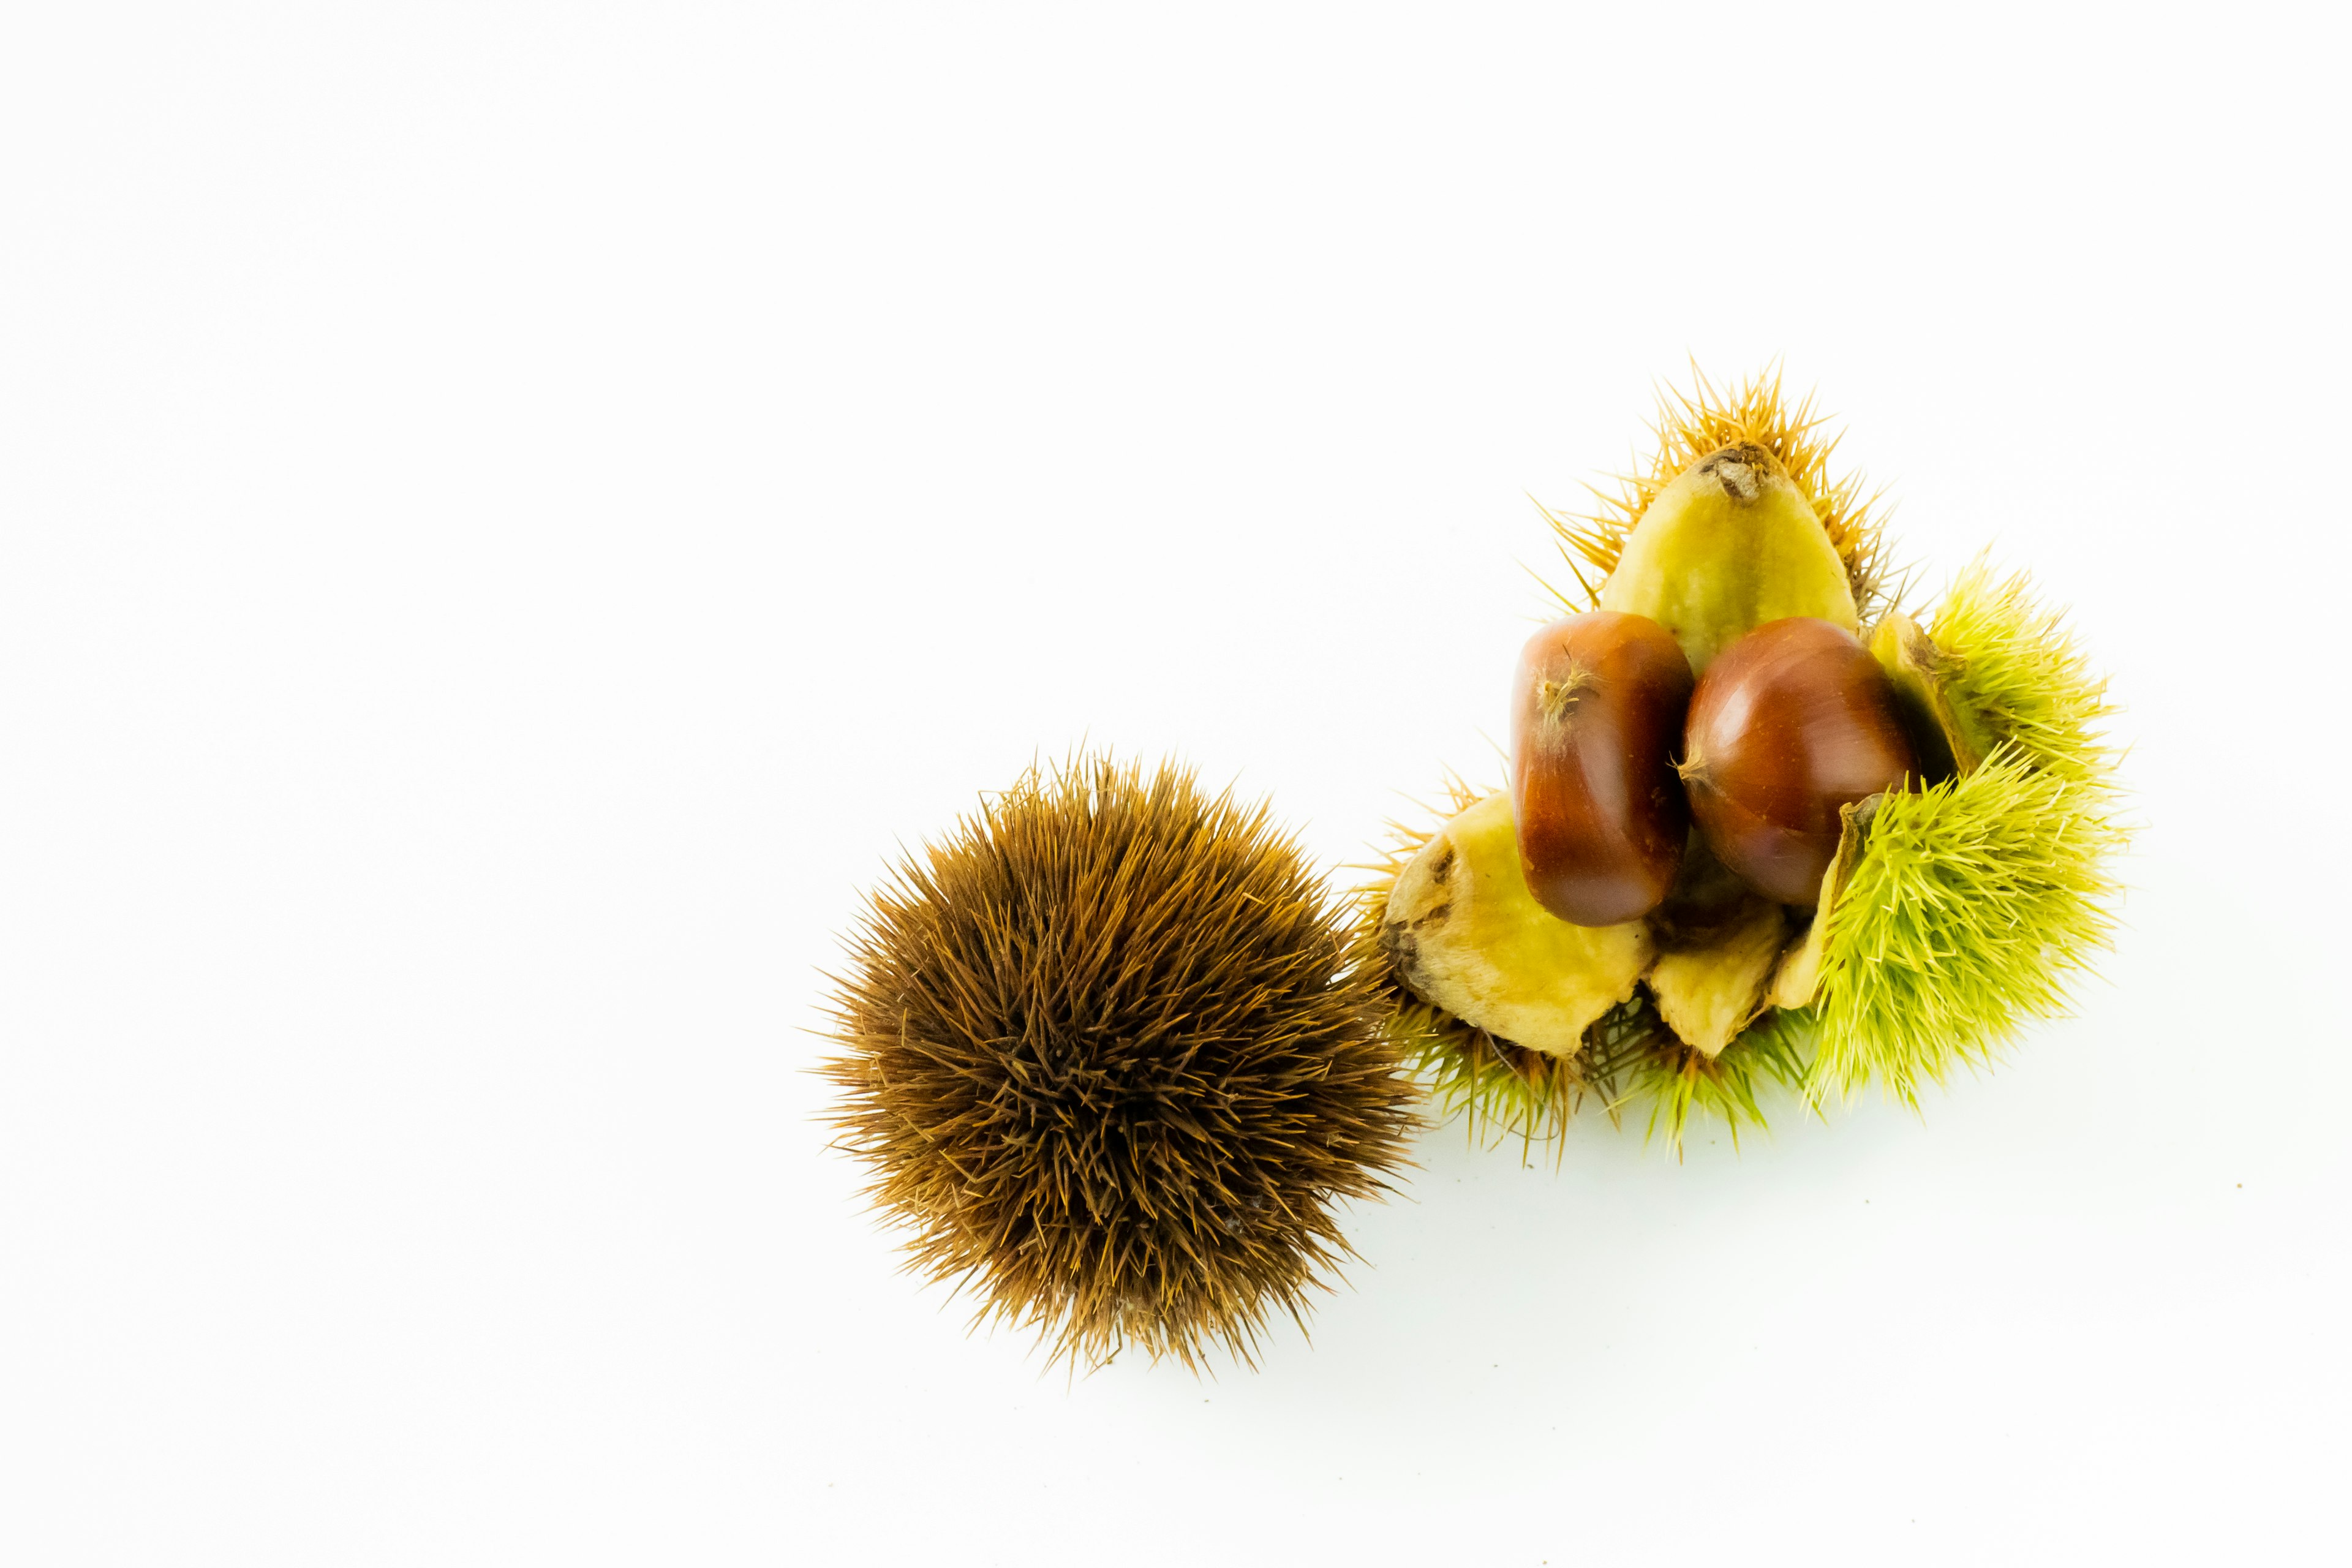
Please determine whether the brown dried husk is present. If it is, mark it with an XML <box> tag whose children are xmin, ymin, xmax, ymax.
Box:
<box><xmin>824</xmin><ymin>756</ymin><xmax>1420</xmax><ymax>1370</ymax></box>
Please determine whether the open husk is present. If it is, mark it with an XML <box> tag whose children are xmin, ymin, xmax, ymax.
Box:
<box><xmin>1365</xmin><ymin>369</ymin><xmax>2127</xmax><ymax>1150</ymax></box>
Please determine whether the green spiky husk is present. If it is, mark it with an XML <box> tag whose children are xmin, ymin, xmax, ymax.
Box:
<box><xmin>1354</xmin><ymin>789</ymin><xmax>1810</xmax><ymax>1155</ymax></box>
<box><xmin>1804</xmin><ymin>564</ymin><xmax>2128</xmax><ymax>1106</ymax></box>
<box><xmin>1633</xmin><ymin>1007</ymin><xmax>1815</xmax><ymax>1150</ymax></box>
<box><xmin>1802</xmin><ymin>748</ymin><xmax>2125</xmax><ymax>1106</ymax></box>
<box><xmin>1392</xmin><ymin>995</ymin><xmax>1659</xmax><ymax>1153</ymax></box>
<box><xmin>1362</xmin><ymin>873</ymin><xmax>1818</xmax><ymax>1154</ymax></box>
<box><xmin>1355</xmin><ymin>780</ymin><xmax>1623</xmax><ymax>1148</ymax></box>
<box><xmin>1929</xmin><ymin>553</ymin><xmax>2120</xmax><ymax>789</ymax></box>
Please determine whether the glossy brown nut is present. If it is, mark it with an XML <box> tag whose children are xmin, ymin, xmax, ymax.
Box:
<box><xmin>1681</xmin><ymin>616</ymin><xmax>1917</xmax><ymax>905</ymax></box>
<box><xmin>1509</xmin><ymin>611</ymin><xmax>1695</xmax><ymax>926</ymax></box>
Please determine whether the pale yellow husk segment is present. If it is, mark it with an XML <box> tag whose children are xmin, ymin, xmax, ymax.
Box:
<box><xmin>1596</xmin><ymin>444</ymin><xmax>1858</xmax><ymax>676</ymax></box>
<box><xmin>1548</xmin><ymin>366</ymin><xmax>1892</xmax><ymax>626</ymax></box>
<box><xmin>1646</xmin><ymin>895</ymin><xmax>1788</xmax><ymax>1055</ymax></box>
<box><xmin>1766</xmin><ymin>799</ymin><xmax>1875</xmax><ymax>1011</ymax></box>
<box><xmin>1378</xmin><ymin>791</ymin><xmax>1651</xmax><ymax>1055</ymax></box>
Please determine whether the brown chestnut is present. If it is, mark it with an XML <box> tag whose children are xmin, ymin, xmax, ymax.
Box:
<box><xmin>1509</xmin><ymin>611</ymin><xmax>1695</xmax><ymax>926</ymax></box>
<box><xmin>1679</xmin><ymin>616</ymin><xmax>1917</xmax><ymax>905</ymax></box>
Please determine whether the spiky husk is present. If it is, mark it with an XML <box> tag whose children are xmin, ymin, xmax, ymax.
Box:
<box><xmin>1357</xmin><ymin>774</ymin><xmax>1614</xmax><ymax>1147</ymax></box>
<box><xmin>1929</xmin><ymin>552</ymin><xmax>2120</xmax><ymax>789</ymax></box>
<box><xmin>823</xmin><ymin>755</ymin><xmax>1418</xmax><ymax>1371</ymax></box>
<box><xmin>1804</xmin><ymin>565</ymin><xmax>2128</xmax><ymax>1106</ymax></box>
<box><xmin>1803</xmin><ymin>748</ymin><xmax>2126</xmax><ymax>1105</ymax></box>
<box><xmin>1545</xmin><ymin>365</ymin><xmax>1895</xmax><ymax>622</ymax></box>
<box><xmin>1354</xmin><ymin>780</ymin><xmax>1802</xmax><ymax>1155</ymax></box>
<box><xmin>1633</xmin><ymin>1007</ymin><xmax>1815</xmax><ymax>1151</ymax></box>
<box><xmin>1395</xmin><ymin>993</ymin><xmax>1662</xmax><ymax>1155</ymax></box>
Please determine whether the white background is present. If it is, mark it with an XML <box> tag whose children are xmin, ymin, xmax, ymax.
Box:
<box><xmin>2</xmin><ymin>4</ymin><xmax>2346</xmax><ymax>1564</ymax></box>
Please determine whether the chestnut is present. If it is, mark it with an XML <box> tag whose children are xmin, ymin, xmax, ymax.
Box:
<box><xmin>1509</xmin><ymin>611</ymin><xmax>1695</xmax><ymax>926</ymax></box>
<box><xmin>1679</xmin><ymin>616</ymin><xmax>1917</xmax><ymax>905</ymax></box>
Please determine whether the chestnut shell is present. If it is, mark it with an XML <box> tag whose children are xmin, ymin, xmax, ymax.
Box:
<box><xmin>1681</xmin><ymin>616</ymin><xmax>1916</xmax><ymax>905</ymax></box>
<box><xmin>1508</xmin><ymin>611</ymin><xmax>1695</xmax><ymax>926</ymax></box>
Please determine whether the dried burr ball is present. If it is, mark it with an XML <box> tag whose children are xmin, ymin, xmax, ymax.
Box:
<box><xmin>822</xmin><ymin>756</ymin><xmax>1417</xmax><ymax>1371</ymax></box>
<box><xmin>1509</xmin><ymin>611</ymin><xmax>1695</xmax><ymax>925</ymax></box>
<box><xmin>1679</xmin><ymin>616</ymin><xmax>1916</xmax><ymax>905</ymax></box>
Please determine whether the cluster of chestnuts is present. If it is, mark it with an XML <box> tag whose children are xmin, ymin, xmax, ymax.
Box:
<box><xmin>1512</xmin><ymin>610</ymin><xmax>1915</xmax><ymax>924</ymax></box>
<box><xmin>1376</xmin><ymin>383</ymin><xmax>2120</xmax><ymax>1137</ymax></box>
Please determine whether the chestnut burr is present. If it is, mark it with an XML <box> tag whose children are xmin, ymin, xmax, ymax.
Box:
<box><xmin>1680</xmin><ymin>616</ymin><xmax>1917</xmax><ymax>905</ymax></box>
<box><xmin>1509</xmin><ymin>612</ymin><xmax>1695</xmax><ymax>926</ymax></box>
